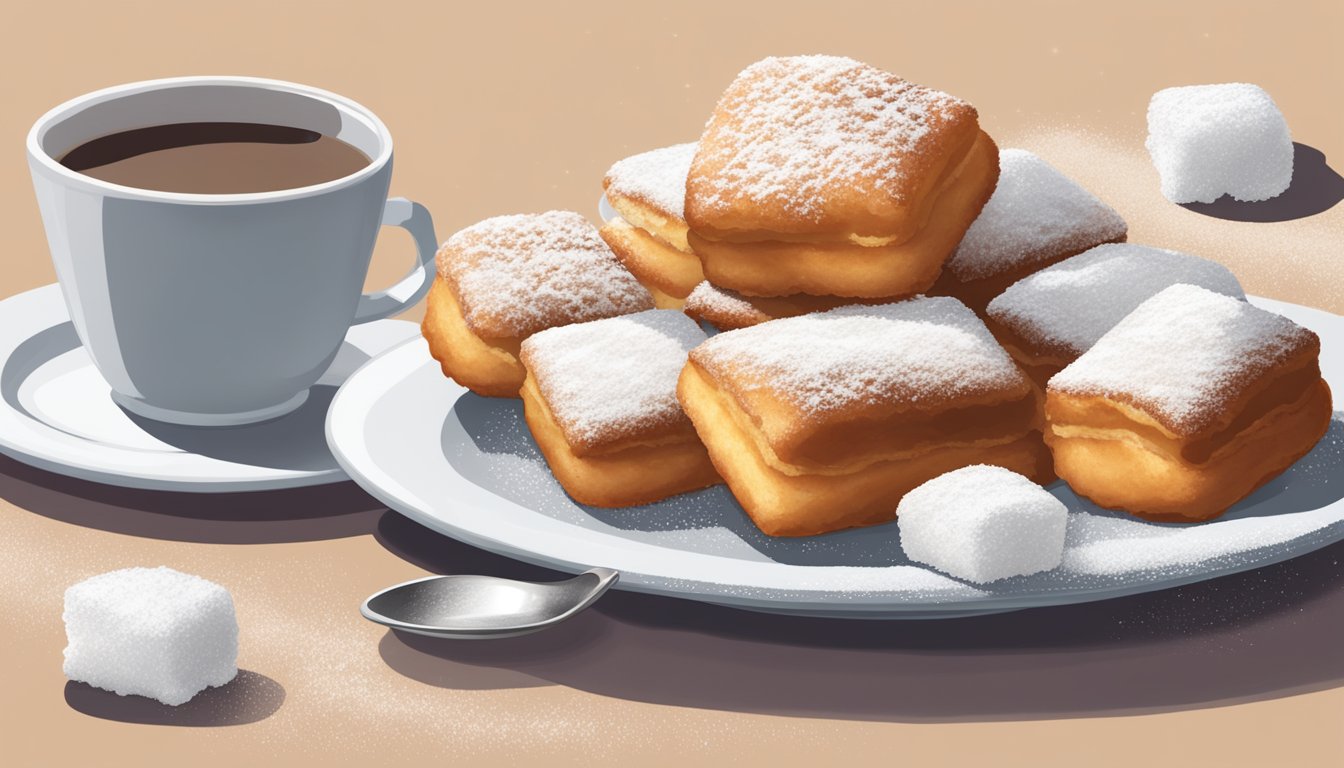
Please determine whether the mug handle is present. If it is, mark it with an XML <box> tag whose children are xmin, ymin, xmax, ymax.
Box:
<box><xmin>352</xmin><ymin>197</ymin><xmax>438</xmax><ymax>324</ymax></box>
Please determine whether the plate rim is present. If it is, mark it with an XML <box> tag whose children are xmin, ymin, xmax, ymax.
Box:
<box><xmin>0</xmin><ymin>283</ymin><xmax>418</xmax><ymax>493</ymax></box>
<box><xmin>326</xmin><ymin>296</ymin><xmax>1344</xmax><ymax>617</ymax></box>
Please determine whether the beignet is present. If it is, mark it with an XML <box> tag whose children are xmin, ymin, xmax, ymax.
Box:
<box><xmin>681</xmin><ymin>281</ymin><xmax>863</xmax><ymax>331</ymax></box>
<box><xmin>932</xmin><ymin>148</ymin><xmax>1127</xmax><ymax>312</ymax></box>
<box><xmin>678</xmin><ymin>298</ymin><xmax>1053</xmax><ymax>536</ymax></box>
<box><xmin>424</xmin><ymin>211</ymin><xmax>653</xmax><ymax>397</ymax></box>
<box><xmin>985</xmin><ymin>243</ymin><xmax>1244</xmax><ymax>391</ymax></box>
<box><xmin>599</xmin><ymin>143</ymin><xmax>703</xmax><ymax>307</ymax></box>
<box><xmin>684</xmin><ymin>55</ymin><xmax>999</xmax><ymax>298</ymax></box>
<box><xmin>520</xmin><ymin>309</ymin><xmax>719</xmax><ymax>506</ymax></box>
<box><xmin>1045</xmin><ymin>284</ymin><xmax>1332</xmax><ymax>522</ymax></box>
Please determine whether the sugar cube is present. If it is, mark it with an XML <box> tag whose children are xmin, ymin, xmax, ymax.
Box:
<box><xmin>63</xmin><ymin>566</ymin><xmax>238</xmax><ymax>706</ymax></box>
<box><xmin>897</xmin><ymin>465</ymin><xmax>1068</xmax><ymax>584</ymax></box>
<box><xmin>1145</xmin><ymin>83</ymin><xmax>1293</xmax><ymax>204</ymax></box>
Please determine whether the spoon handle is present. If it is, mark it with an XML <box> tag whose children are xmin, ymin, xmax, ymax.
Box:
<box><xmin>584</xmin><ymin>567</ymin><xmax>620</xmax><ymax>590</ymax></box>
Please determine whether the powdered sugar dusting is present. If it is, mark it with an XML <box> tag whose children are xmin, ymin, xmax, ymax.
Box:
<box><xmin>1050</xmin><ymin>283</ymin><xmax>1317</xmax><ymax>435</ymax></box>
<box><xmin>437</xmin><ymin>211</ymin><xmax>652</xmax><ymax>339</ymax></box>
<box><xmin>690</xmin><ymin>55</ymin><xmax>969</xmax><ymax>219</ymax></box>
<box><xmin>692</xmin><ymin>298</ymin><xmax>1026</xmax><ymax>417</ymax></box>
<box><xmin>604</xmin><ymin>143</ymin><xmax>696</xmax><ymax>220</ymax></box>
<box><xmin>987</xmin><ymin>243</ymin><xmax>1244</xmax><ymax>357</ymax></box>
<box><xmin>522</xmin><ymin>309</ymin><xmax>706</xmax><ymax>450</ymax></box>
<box><xmin>947</xmin><ymin>149</ymin><xmax>1127</xmax><ymax>282</ymax></box>
<box><xmin>683</xmin><ymin>282</ymin><xmax>770</xmax><ymax>328</ymax></box>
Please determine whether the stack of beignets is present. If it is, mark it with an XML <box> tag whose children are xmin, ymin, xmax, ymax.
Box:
<box><xmin>932</xmin><ymin>149</ymin><xmax>1128</xmax><ymax>312</ymax></box>
<box><xmin>419</xmin><ymin>53</ymin><xmax>1334</xmax><ymax>539</ymax></box>
<box><xmin>677</xmin><ymin>298</ymin><xmax>1054</xmax><ymax>536</ymax></box>
<box><xmin>599</xmin><ymin>143</ymin><xmax>704</xmax><ymax>309</ymax></box>
<box><xmin>684</xmin><ymin>55</ymin><xmax>1000</xmax><ymax>300</ymax></box>
<box><xmin>601</xmin><ymin>144</ymin><xmax>865</xmax><ymax>328</ymax></box>
<box><xmin>985</xmin><ymin>243</ymin><xmax>1244</xmax><ymax>391</ymax></box>
<box><xmin>423</xmin><ymin>211</ymin><xmax>653</xmax><ymax>397</ymax></box>
<box><xmin>1046</xmin><ymin>284</ymin><xmax>1332</xmax><ymax>522</ymax></box>
<box><xmin>520</xmin><ymin>309</ymin><xmax>719</xmax><ymax>506</ymax></box>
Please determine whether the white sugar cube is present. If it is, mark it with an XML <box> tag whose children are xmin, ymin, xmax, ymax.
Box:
<box><xmin>1145</xmin><ymin>83</ymin><xmax>1293</xmax><ymax>204</ymax></box>
<box><xmin>897</xmin><ymin>465</ymin><xmax>1068</xmax><ymax>584</ymax></box>
<box><xmin>63</xmin><ymin>567</ymin><xmax>238</xmax><ymax>706</ymax></box>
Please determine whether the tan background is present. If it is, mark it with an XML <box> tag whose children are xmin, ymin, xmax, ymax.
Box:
<box><xmin>2</xmin><ymin>1</ymin><xmax>1342</xmax><ymax>765</ymax></box>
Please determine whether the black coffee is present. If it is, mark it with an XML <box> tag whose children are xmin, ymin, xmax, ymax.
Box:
<box><xmin>59</xmin><ymin>122</ymin><xmax>371</xmax><ymax>194</ymax></box>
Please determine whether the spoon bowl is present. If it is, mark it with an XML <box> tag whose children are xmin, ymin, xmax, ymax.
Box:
<box><xmin>361</xmin><ymin>567</ymin><xmax>619</xmax><ymax>639</ymax></box>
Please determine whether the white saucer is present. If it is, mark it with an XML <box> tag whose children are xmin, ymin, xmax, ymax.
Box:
<box><xmin>0</xmin><ymin>284</ymin><xmax>420</xmax><ymax>492</ymax></box>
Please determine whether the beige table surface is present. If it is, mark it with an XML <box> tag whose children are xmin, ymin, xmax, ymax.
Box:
<box><xmin>3</xmin><ymin>2</ymin><xmax>1343</xmax><ymax>765</ymax></box>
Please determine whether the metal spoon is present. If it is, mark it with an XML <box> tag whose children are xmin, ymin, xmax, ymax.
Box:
<box><xmin>360</xmin><ymin>567</ymin><xmax>619</xmax><ymax>639</ymax></box>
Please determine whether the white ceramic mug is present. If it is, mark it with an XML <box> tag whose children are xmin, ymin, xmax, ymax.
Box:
<box><xmin>26</xmin><ymin>76</ymin><xmax>436</xmax><ymax>426</ymax></box>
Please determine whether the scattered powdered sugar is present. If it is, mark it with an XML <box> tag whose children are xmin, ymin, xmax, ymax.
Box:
<box><xmin>897</xmin><ymin>465</ymin><xmax>1068</xmax><ymax>584</ymax></box>
<box><xmin>945</xmin><ymin>149</ymin><xmax>1127</xmax><ymax>282</ymax></box>
<box><xmin>522</xmin><ymin>309</ymin><xmax>707</xmax><ymax>450</ymax></box>
<box><xmin>690</xmin><ymin>55</ymin><xmax>970</xmax><ymax>219</ymax></box>
<box><xmin>986</xmin><ymin>243</ymin><xmax>1244</xmax><ymax>357</ymax></box>
<box><xmin>1145</xmin><ymin>83</ymin><xmax>1294</xmax><ymax>204</ymax></box>
<box><xmin>1050</xmin><ymin>283</ymin><xmax>1317</xmax><ymax>435</ymax></box>
<box><xmin>604</xmin><ymin>142</ymin><xmax>697</xmax><ymax>220</ymax></box>
<box><xmin>63</xmin><ymin>566</ymin><xmax>239</xmax><ymax>706</ymax></box>
<box><xmin>437</xmin><ymin>211</ymin><xmax>652</xmax><ymax>339</ymax></box>
<box><xmin>1061</xmin><ymin>487</ymin><xmax>1338</xmax><ymax>577</ymax></box>
<box><xmin>691</xmin><ymin>298</ymin><xmax>1025</xmax><ymax>416</ymax></box>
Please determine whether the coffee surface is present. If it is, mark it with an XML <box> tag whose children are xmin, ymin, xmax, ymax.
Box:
<box><xmin>59</xmin><ymin>122</ymin><xmax>370</xmax><ymax>193</ymax></box>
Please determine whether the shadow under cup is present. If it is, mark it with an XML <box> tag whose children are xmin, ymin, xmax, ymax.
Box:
<box><xmin>26</xmin><ymin>77</ymin><xmax>404</xmax><ymax>427</ymax></box>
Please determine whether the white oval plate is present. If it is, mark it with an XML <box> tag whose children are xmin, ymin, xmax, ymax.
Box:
<box><xmin>327</xmin><ymin>297</ymin><xmax>1344</xmax><ymax>618</ymax></box>
<box><xmin>0</xmin><ymin>284</ymin><xmax>420</xmax><ymax>492</ymax></box>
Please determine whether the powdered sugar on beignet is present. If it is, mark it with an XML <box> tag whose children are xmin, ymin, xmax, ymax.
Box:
<box><xmin>946</xmin><ymin>149</ymin><xmax>1127</xmax><ymax>282</ymax></box>
<box><xmin>1049</xmin><ymin>283</ymin><xmax>1318</xmax><ymax>436</ymax></box>
<box><xmin>522</xmin><ymin>309</ymin><xmax>706</xmax><ymax>452</ymax></box>
<box><xmin>691</xmin><ymin>298</ymin><xmax>1028</xmax><ymax>420</ymax></box>
<box><xmin>987</xmin><ymin>243</ymin><xmax>1244</xmax><ymax>358</ymax></box>
<box><xmin>436</xmin><ymin>211</ymin><xmax>652</xmax><ymax>340</ymax></box>
<box><xmin>687</xmin><ymin>55</ymin><xmax>977</xmax><ymax>233</ymax></box>
<box><xmin>603</xmin><ymin>143</ymin><xmax>696</xmax><ymax>221</ymax></box>
<box><xmin>682</xmin><ymin>282</ymin><xmax>772</xmax><ymax>329</ymax></box>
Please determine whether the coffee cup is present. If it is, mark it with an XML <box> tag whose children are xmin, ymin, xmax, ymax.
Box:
<box><xmin>26</xmin><ymin>76</ymin><xmax>436</xmax><ymax>426</ymax></box>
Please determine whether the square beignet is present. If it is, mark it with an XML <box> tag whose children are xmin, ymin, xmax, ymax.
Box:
<box><xmin>984</xmin><ymin>243</ymin><xmax>1244</xmax><ymax>391</ymax></box>
<box><xmin>599</xmin><ymin>218</ymin><xmax>703</xmax><ymax>309</ymax></box>
<box><xmin>684</xmin><ymin>55</ymin><xmax>999</xmax><ymax>299</ymax></box>
<box><xmin>1046</xmin><ymin>284</ymin><xmax>1332</xmax><ymax>522</ymax></box>
<box><xmin>599</xmin><ymin>143</ymin><xmax>702</xmax><ymax>307</ymax></box>
<box><xmin>931</xmin><ymin>149</ymin><xmax>1127</xmax><ymax>312</ymax></box>
<box><xmin>678</xmin><ymin>299</ymin><xmax>1054</xmax><ymax>537</ymax></box>
<box><xmin>520</xmin><ymin>309</ymin><xmax>720</xmax><ymax>507</ymax></box>
<box><xmin>682</xmin><ymin>281</ymin><xmax>866</xmax><ymax>331</ymax></box>
<box><xmin>423</xmin><ymin>211</ymin><xmax>653</xmax><ymax>397</ymax></box>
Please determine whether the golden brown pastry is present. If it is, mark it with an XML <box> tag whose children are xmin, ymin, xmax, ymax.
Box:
<box><xmin>984</xmin><ymin>243</ymin><xmax>1244</xmax><ymax>392</ymax></box>
<box><xmin>1046</xmin><ymin>284</ymin><xmax>1332</xmax><ymax>522</ymax></box>
<box><xmin>599</xmin><ymin>143</ymin><xmax>703</xmax><ymax>308</ymax></box>
<box><xmin>678</xmin><ymin>298</ymin><xmax>1053</xmax><ymax>537</ymax></box>
<box><xmin>600</xmin><ymin>218</ymin><xmax>703</xmax><ymax>309</ymax></box>
<box><xmin>423</xmin><ymin>211</ymin><xmax>653</xmax><ymax>397</ymax></box>
<box><xmin>684</xmin><ymin>55</ymin><xmax>999</xmax><ymax>299</ymax></box>
<box><xmin>682</xmin><ymin>281</ymin><xmax>865</xmax><ymax>331</ymax></box>
<box><xmin>930</xmin><ymin>148</ymin><xmax>1127</xmax><ymax>313</ymax></box>
<box><xmin>520</xmin><ymin>309</ymin><xmax>720</xmax><ymax>506</ymax></box>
